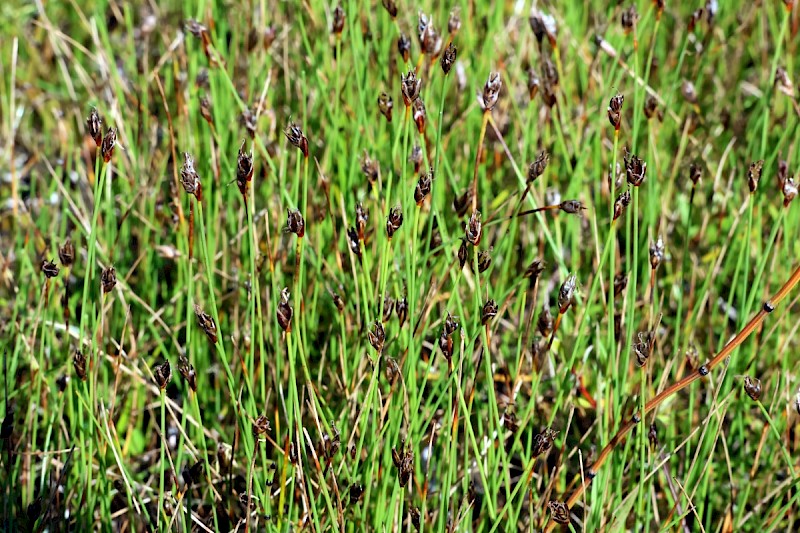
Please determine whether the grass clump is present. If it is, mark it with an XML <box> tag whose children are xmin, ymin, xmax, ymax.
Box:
<box><xmin>2</xmin><ymin>0</ymin><xmax>800</xmax><ymax>531</ymax></box>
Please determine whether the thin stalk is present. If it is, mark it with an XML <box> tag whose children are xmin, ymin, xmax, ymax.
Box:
<box><xmin>673</xmin><ymin>185</ymin><xmax>695</xmax><ymax>356</ymax></box>
<box><xmin>608</xmin><ymin>130</ymin><xmax>619</xmax><ymax>363</ymax></box>
<box><xmin>158</xmin><ymin>389</ymin><xmax>166</xmax><ymax>529</ymax></box>
<box><xmin>755</xmin><ymin>401</ymin><xmax>795</xmax><ymax>477</ymax></box>
<box><xmin>471</xmin><ymin>111</ymin><xmax>490</xmax><ymax>213</ymax></box>
<box><xmin>741</xmin><ymin>197</ymin><xmax>755</xmax><ymax>327</ymax></box>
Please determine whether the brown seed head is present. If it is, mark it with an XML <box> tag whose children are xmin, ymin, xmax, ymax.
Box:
<box><xmin>184</xmin><ymin>19</ymin><xmax>208</xmax><ymax>38</ymax></box>
<box><xmin>621</xmin><ymin>5</ymin><xmax>639</xmax><ymax>32</ymax></box>
<box><xmin>482</xmin><ymin>299</ymin><xmax>498</xmax><ymax>325</ymax></box>
<box><xmin>200</xmin><ymin>94</ymin><xmax>213</xmax><ymax>124</ymax></box>
<box><xmin>378</xmin><ymin>92</ymin><xmax>393</xmax><ymax>122</ymax></box>
<box><xmin>86</xmin><ymin>108</ymin><xmax>103</xmax><ymax>147</ymax></box>
<box><xmin>608</xmin><ymin>93</ymin><xmax>624</xmax><ymax>130</ymax></box>
<box><xmin>391</xmin><ymin>441</ymin><xmax>414</xmax><ymax>487</ymax></box>
<box><xmin>381</xmin><ymin>0</ymin><xmax>397</xmax><ymax>18</ymax></box>
<box><xmin>465</xmin><ymin>211</ymin><xmax>482</xmax><ymax>245</ymax></box>
<box><xmin>559</xmin><ymin>200</ymin><xmax>585</xmax><ymax>215</ymax></box>
<box><xmin>101</xmin><ymin>128</ymin><xmax>117</xmax><ymax>163</ymax></box>
<box><xmin>396</xmin><ymin>296</ymin><xmax>408</xmax><ymax>327</ymax></box>
<box><xmin>180</xmin><ymin>152</ymin><xmax>203</xmax><ymax>202</ymax></box>
<box><xmin>624</xmin><ymin>149</ymin><xmax>647</xmax><ymax>186</ymax></box>
<box><xmin>58</xmin><ymin>239</ymin><xmax>75</xmax><ymax>267</ymax></box>
<box><xmin>361</xmin><ymin>152</ymin><xmax>380</xmax><ymax>187</ymax></box>
<box><xmin>400</xmin><ymin>69</ymin><xmax>422</xmax><ymax>106</ymax></box>
<box><xmin>528</xmin><ymin>151</ymin><xmax>549</xmax><ymax>183</ymax></box>
<box><xmin>194</xmin><ymin>304</ymin><xmax>218</xmax><ymax>344</ymax></box>
<box><xmin>523</xmin><ymin>259</ymin><xmax>546</xmax><ymax>281</ymax></box>
<box><xmin>548</xmin><ymin>501</ymin><xmax>571</xmax><ymax>525</ymax></box>
<box><xmin>441</xmin><ymin>42</ymin><xmax>457</xmax><ymax>74</ymax></box>
<box><xmin>478</xmin><ymin>72</ymin><xmax>502</xmax><ymax>111</ymax></box>
<box><xmin>648</xmin><ymin>422</ymin><xmax>658</xmax><ymax>447</ymax></box>
<box><xmin>385</xmin><ymin>356</ymin><xmax>400</xmax><ymax>385</ymax></box>
<box><xmin>542</xmin><ymin>57</ymin><xmax>559</xmax><ymax>88</ymax></box>
<box><xmin>73</xmin><ymin>350</ymin><xmax>87</xmax><ymax>381</ymax></box>
<box><xmin>368</xmin><ymin>320</ymin><xmax>385</xmax><ymax>353</ymax></box>
<box><xmin>689</xmin><ymin>162</ymin><xmax>702</xmax><ymax>185</ymax></box>
<box><xmin>643</xmin><ymin>94</ymin><xmax>662</xmax><ymax>121</ymax></box>
<box><xmin>410</xmin><ymin>507</ymin><xmax>422</xmax><ymax>531</ymax></box>
<box><xmin>252</xmin><ymin>415</ymin><xmax>271</xmax><ymax>436</ymax></box>
<box><xmin>153</xmin><ymin>360</ymin><xmax>172</xmax><ymax>390</ymax></box>
<box><xmin>458</xmin><ymin>237</ymin><xmax>469</xmax><ymax>268</ymax></box>
<box><xmin>347</xmin><ymin>227</ymin><xmax>361</xmax><ymax>258</ymax></box>
<box><xmin>382</xmin><ymin>296</ymin><xmax>395</xmax><ymax>323</ymax></box>
<box><xmin>386</xmin><ymin>205</ymin><xmax>403</xmax><ymax>238</ymax></box>
<box><xmin>196</xmin><ymin>68</ymin><xmax>210</xmax><ymax>88</ymax></box>
<box><xmin>397</xmin><ymin>33</ymin><xmax>411</xmax><ymax>63</ymax></box>
<box><xmin>444</xmin><ymin>312</ymin><xmax>460</xmax><ymax>336</ymax></box>
<box><xmin>775</xmin><ymin>67</ymin><xmax>794</xmax><ymax>96</ymax></box>
<box><xmin>743</xmin><ymin>376</ymin><xmax>762</xmax><ymax>401</ymax></box>
<box><xmin>747</xmin><ymin>160</ymin><xmax>764</xmax><ymax>193</ymax></box>
<box><xmin>412</xmin><ymin>97</ymin><xmax>427</xmax><ymax>133</ymax></box>
<box><xmin>182</xmin><ymin>461</ymin><xmax>204</xmax><ymax>487</ymax></box>
<box><xmin>782</xmin><ymin>176</ymin><xmax>798</xmax><ymax>207</ymax></box>
<box><xmin>240</xmin><ymin>108</ymin><xmax>257</xmax><ymax>138</ymax></box>
<box><xmin>277</xmin><ymin>288</ymin><xmax>293</xmax><ymax>332</ymax></box>
<box><xmin>613</xmin><ymin>190</ymin><xmax>631</xmax><ymax>221</ymax></box>
<box><xmin>217</xmin><ymin>442</ymin><xmax>233</xmax><ymax>473</ymax></box>
<box><xmin>558</xmin><ymin>274</ymin><xmax>577</xmax><ymax>314</ymax></box>
<box><xmin>537</xmin><ymin>305</ymin><xmax>554</xmax><ymax>336</ymax></box>
<box><xmin>529</xmin><ymin>9</ymin><xmax>556</xmax><ymax>44</ymax></box>
<box><xmin>633</xmin><ymin>330</ymin><xmax>655</xmax><ymax>367</ymax></box>
<box><xmin>649</xmin><ymin>236</ymin><xmax>665</xmax><ymax>270</ymax></box>
<box><xmin>331</xmin><ymin>290</ymin><xmax>345</xmax><ymax>312</ymax></box>
<box><xmin>477</xmin><ymin>249</ymin><xmax>492</xmax><ymax>273</ymax></box>
<box><xmin>332</xmin><ymin>4</ymin><xmax>345</xmax><ymax>35</ymax></box>
<box><xmin>527</xmin><ymin>68</ymin><xmax>541</xmax><ymax>101</ymax></box>
<box><xmin>284</xmin><ymin>121</ymin><xmax>309</xmax><ymax>158</ymax></box>
<box><xmin>448</xmin><ymin>8</ymin><xmax>461</xmax><ymax>34</ymax></box>
<box><xmin>286</xmin><ymin>209</ymin><xmax>306</xmax><ymax>238</ymax></box>
<box><xmin>502</xmin><ymin>410</ymin><xmax>519</xmax><ymax>434</ymax></box>
<box><xmin>355</xmin><ymin>203</ymin><xmax>368</xmax><ymax>241</ymax></box>
<box><xmin>41</xmin><ymin>259</ymin><xmax>59</xmax><ymax>279</ymax></box>
<box><xmin>178</xmin><ymin>354</ymin><xmax>197</xmax><ymax>392</ymax></box>
<box><xmin>777</xmin><ymin>157</ymin><xmax>789</xmax><ymax>188</ymax></box>
<box><xmin>439</xmin><ymin>330</ymin><xmax>454</xmax><ymax>363</ymax></box>
<box><xmin>532</xmin><ymin>427</ymin><xmax>557</xmax><ymax>457</ymax></box>
<box><xmin>344</xmin><ymin>483</ymin><xmax>363</xmax><ymax>506</ymax></box>
<box><xmin>417</xmin><ymin>12</ymin><xmax>442</xmax><ymax>56</ymax></box>
<box><xmin>101</xmin><ymin>265</ymin><xmax>117</xmax><ymax>293</ymax></box>
<box><xmin>414</xmin><ymin>168</ymin><xmax>433</xmax><ymax>205</ymax></box>
<box><xmin>236</xmin><ymin>141</ymin><xmax>254</xmax><ymax>196</ymax></box>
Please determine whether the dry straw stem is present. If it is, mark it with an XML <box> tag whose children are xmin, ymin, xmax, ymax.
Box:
<box><xmin>544</xmin><ymin>263</ymin><xmax>800</xmax><ymax>531</ymax></box>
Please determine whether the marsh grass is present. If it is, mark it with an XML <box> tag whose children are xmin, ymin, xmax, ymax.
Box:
<box><xmin>2</xmin><ymin>0</ymin><xmax>800</xmax><ymax>531</ymax></box>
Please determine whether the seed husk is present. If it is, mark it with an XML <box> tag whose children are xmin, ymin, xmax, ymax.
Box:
<box><xmin>153</xmin><ymin>360</ymin><xmax>172</xmax><ymax>389</ymax></box>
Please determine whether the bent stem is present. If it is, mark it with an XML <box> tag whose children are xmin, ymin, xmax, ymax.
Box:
<box><xmin>544</xmin><ymin>261</ymin><xmax>800</xmax><ymax>531</ymax></box>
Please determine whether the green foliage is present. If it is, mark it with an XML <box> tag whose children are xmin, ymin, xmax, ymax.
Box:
<box><xmin>1</xmin><ymin>0</ymin><xmax>800</xmax><ymax>531</ymax></box>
